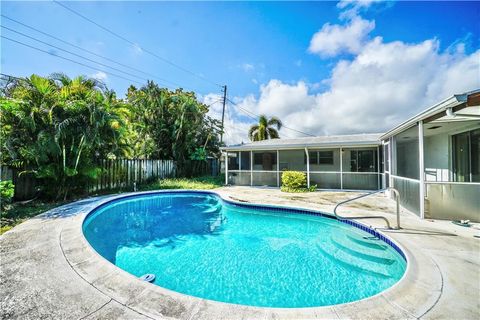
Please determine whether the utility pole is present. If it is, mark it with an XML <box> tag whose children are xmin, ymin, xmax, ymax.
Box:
<box><xmin>220</xmin><ymin>85</ymin><xmax>227</xmax><ymax>144</ymax></box>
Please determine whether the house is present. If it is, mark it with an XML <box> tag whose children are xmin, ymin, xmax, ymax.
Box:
<box><xmin>222</xmin><ymin>90</ymin><xmax>480</xmax><ymax>221</ymax></box>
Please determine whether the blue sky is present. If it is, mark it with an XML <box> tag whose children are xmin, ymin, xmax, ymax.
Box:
<box><xmin>1</xmin><ymin>1</ymin><xmax>479</xmax><ymax>143</ymax></box>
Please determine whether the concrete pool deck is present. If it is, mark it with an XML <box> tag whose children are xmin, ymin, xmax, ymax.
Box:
<box><xmin>1</xmin><ymin>186</ymin><xmax>479</xmax><ymax>319</ymax></box>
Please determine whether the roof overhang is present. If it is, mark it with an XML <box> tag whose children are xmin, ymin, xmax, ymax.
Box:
<box><xmin>380</xmin><ymin>90</ymin><xmax>480</xmax><ymax>140</ymax></box>
<box><xmin>221</xmin><ymin>141</ymin><xmax>381</xmax><ymax>152</ymax></box>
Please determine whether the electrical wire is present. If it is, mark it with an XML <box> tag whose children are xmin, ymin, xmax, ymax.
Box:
<box><xmin>53</xmin><ymin>0</ymin><xmax>222</xmax><ymax>88</ymax></box>
<box><xmin>1</xmin><ymin>14</ymin><xmax>189</xmax><ymax>90</ymax></box>
<box><xmin>1</xmin><ymin>25</ymin><xmax>169</xmax><ymax>88</ymax></box>
<box><xmin>225</xmin><ymin>97</ymin><xmax>292</xmax><ymax>139</ymax></box>
<box><xmin>1</xmin><ymin>35</ymin><xmax>143</xmax><ymax>85</ymax></box>
<box><xmin>226</xmin><ymin>98</ymin><xmax>316</xmax><ymax>137</ymax></box>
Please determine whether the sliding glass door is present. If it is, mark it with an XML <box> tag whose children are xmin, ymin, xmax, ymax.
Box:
<box><xmin>453</xmin><ymin>129</ymin><xmax>480</xmax><ymax>182</ymax></box>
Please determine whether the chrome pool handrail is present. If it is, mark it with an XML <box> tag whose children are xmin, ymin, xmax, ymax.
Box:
<box><xmin>333</xmin><ymin>187</ymin><xmax>401</xmax><ymax>230</ymax></box>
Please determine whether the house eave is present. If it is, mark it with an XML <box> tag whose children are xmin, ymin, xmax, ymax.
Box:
<box><xmin>380</xmin><ymin>90</ymin><xmax>479</xmax><ymax>140</ymax></box>
<box><xmin>221</xmin><ymin>140</ymin><xmax>381</xmax><ymax>152</ymax></box>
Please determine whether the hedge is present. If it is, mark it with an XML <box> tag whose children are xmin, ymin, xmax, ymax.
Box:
<box><xmin>280</xmin><ymin>171</ymin><xmax>316</xmax><ymax>193</ymax></box>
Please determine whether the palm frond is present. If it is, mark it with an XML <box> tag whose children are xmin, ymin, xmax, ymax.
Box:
<box><xmin>267</xmin><ymin>116</ymin><xmax>283</xmax><ymax>130</ymax></box>
<box><xmin>267</xmin><ymin>127</ymin><xmax>280</xmax><ymax>139</ymax></box>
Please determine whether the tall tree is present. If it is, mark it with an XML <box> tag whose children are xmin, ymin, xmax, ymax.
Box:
<box><xmin>127</xmin><ymin>81</ymin><xmax>222</xmax><ymax>163</ymax></box>
<box><xmin>1</xmin><ymin>74</ymin><xmax>129</xmax><ymax>199</ymax></box>
<box><xmin>248</xmin><ymin>115</ymin><xmax>283</xmax><ymax>141</ymax></box>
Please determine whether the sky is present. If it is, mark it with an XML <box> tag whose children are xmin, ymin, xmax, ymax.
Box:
<box><xmin>1</xmin><ymin>0</ymin><xmax>479</xmax><ymax>144</ymax></box>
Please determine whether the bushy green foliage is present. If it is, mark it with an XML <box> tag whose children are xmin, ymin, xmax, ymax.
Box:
<box><xmin>190</xmin><ymin>147</ymin><xmax>207</xmax><ymax>161</ymax></box>
<box><xmin>141</xmin><ymin>176</ymin><xmax>223</xmax><ymax>191</ymax></box>
<box><xmin>280</xmin><ymin>171</ymin><xmax>316</xmax><ymax>193</ymax></box>
<box><xmin>126</xmin><ymin>82</ymin><xmax>222</xmax><ymax>167</ymax></box>
<box><xmin>1</xmin><ymin>74</ymin><xmax>130</xmax><ymax>200</ymax></box>
<box><xmin>0</xmin><ymin>180</ymin><xmax>15</xmax><ymax>207</ymax></box>
<box><xmin>0</xmin><ymin>75</ymin><xmax>223</xmax><ymax>200</ymax></box>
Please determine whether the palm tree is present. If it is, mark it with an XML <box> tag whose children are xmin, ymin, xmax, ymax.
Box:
<box><xmin>248</xmin><ymin>115</ymin><xmax>283</xmax><ymax>141</ymax></box>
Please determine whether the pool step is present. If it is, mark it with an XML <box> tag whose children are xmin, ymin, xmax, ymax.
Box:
<box><xmin>346</xmin><ymin>234</ymin><xmax>389</xmax><ymax>251</ymax></box>
<box><xmin>209</xmin><ymin>214</ymin><xmax>225</xmax><ymax>232</ymax></box>
<box><xmin>331</xmin><ymin>234</ymin><xmax>396</xmax><ymax>266</ymax></box>
<box><xmin>201</xmin><ymin>202</ymin><xmax>223</xmax><ymax>214</ymax></box>
<box><xmin>318</xmin><ymin>241</ymin><xmax>393</xmax><ymax>278</ymax></box>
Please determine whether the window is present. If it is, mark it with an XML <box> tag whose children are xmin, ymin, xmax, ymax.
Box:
<box><xmin>254</xmin><ymin>153</ymin><xmax>263</xmax><ymax>165</ymax></box>
<box><xmin>395</xmin><ymin>125</ymin><xmax>419</xmax><ymax>179</ymax></box>
<box><xmin>227</xmin><ymin>152</ymin><xmax>239</xmax><ymax>170</ymax></box>
<box><xmin>453</xmin><ymin>128</ymin><xmax>480</xmax><ymax>182</ymax></box>
<box><xmin>240</xmin><ymin>152</ymin><xmax>251</xmax><ymax>170</ymax></box>
<box><xmin>318</xmin><ymin>151</ymin><xmax>334</xmax><ymax>165</ymax></box>
<box><xmin>253</xmin><ymin>152</ymin><xmax>277</xmax><ymax>171</ymax></box>
<box><xmin>350</xmin><ymin>150</ymin><xmax>376</xmax><ymax>172</ymax></box>
<box><xmin>310</xmin><ymin>151</ymin><xmax>318</xmax><ymax>164</ymax></box>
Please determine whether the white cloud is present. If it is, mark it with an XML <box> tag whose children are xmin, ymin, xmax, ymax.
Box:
<box><xmin>337</xmin><ymin>0</ymin><xmax>381</xmax><ymax>20</ymax></box>
<box><xmin>204</xmin><ymin>3</ymin><xmax>480</xmax><ymax>145</ymax></box>
<box><xmin>90</xmin><ymin>71</ymin><xmax>107</xmax><ymax>82</ymax></box>
<box><xmin>256</xmin><ymin>80</ymin><xmax>316</xmax><ymax>118</ymax></box>
<box><xmin>241</xmin><ymin>63</ymin><xmax>255</xmax><ymax>72</ymax></box>
<box><xmin>231</xmin><ymin>38</ymin><xmax>479</xmax><ymax>138</ymax></box>
<box><xmin>221</xmin><ymin>117</ymin><xmax>252</xmax><ymax>145</ymax></box>
<box><xmin>202</xmin><ymin>93</ymin><xmax>252</xmax><ymax>145</ymax></box>
<box><xmin>308</xmin><ymin>17</ymin><xmax>375</xmax><ymax>57</ymax></box>
<box><xmin>203</xmin><ymin>93</ymin><xmax>223</xmax><ymax>119</ymax></box>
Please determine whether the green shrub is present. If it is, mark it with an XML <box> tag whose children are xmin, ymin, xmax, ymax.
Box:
<box><xmin>0</xmin><ymin>180</ymin><xmax>15</xmax><ymax>208</ymax></box>
<box><xmin>281</xmin><ymin>171</ymin><xmax>317</xmax><ymax>193</ymax></box>
<box><xmin>140</xmin><ymin>176</ymin><xmax>223</xmax><ymax>191</ymax></box>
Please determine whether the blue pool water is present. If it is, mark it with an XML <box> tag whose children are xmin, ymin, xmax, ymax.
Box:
<box><xmin>83</xmin><ymin>192</ymin><xmax>406</xmax><ymax>308</ymax></box>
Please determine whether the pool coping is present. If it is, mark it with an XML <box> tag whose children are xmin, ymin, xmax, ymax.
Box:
<box><xmin>57</xmin><ymin>189</ymin><xmax>440</xmax><ymax>319</ymax></box>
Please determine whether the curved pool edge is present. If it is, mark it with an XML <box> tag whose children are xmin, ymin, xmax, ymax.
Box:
<box><xmin>82</xmin><ymin>189</ymin><xmax>409</xmax><ymax>262</ymax></box>
<box><xmin>60</xmin><ymin>190</ymin><xmax>440</xmax><ymax>319</ymax></box>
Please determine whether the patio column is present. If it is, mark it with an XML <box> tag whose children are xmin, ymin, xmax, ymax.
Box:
<box><xmin>377</xmin><ymin>145</ymin><xmax>381</xmax><ymax>189</ymax></box>
<box><xmin>250</xmin><ymin>150</ymin><xmax>253</xmax><ymax>186</ymax></box>
<box><xmin>224</xmin><ymin>151</ymin><xmax>228</xmax><ymax>185</ymax></box>
<box><xmin>239</xmin><ymin>151</ymin><xmax>242</xmax><ymax>173</ymax></box>
<box><xmin>389</xmin><ymin>137</ymin><xmax>394</xmax><ymax>187</ymax></box>
<box><xmin>305</xmin><ymin>147</ymin><xmax>310</xmax><ymax>188</ymax></box>
<box><xmin>340</xmin><ymin>147</ymin><xmax>343</xmax><ymax>190</ymax></box>
<box><xmin>419</xmin><ymin>120</ymin><xmax>425</xmax><ymax>219</ymax></box>
<box><xmin>277</xmin><ymin>150</ymin><xmax>280</xmax><ymax>187</ymax></box>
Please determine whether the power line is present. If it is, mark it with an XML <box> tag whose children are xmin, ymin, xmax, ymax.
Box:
<box><xmin>53</xmin><ymin>0</ymin><xmax>222</xmax><ymax>89</ymax></box>
<box><xmin>227</xmin><ymin>98</ymin><xmax>316</xmax><ymax>137</ymax></box>
<box><xmin>0</xmin><ymin>14</ymin><xmax>186</xmax><ymax>90</ymax></box>
<box><xmin>222</xmin><ymin>98</ymin><xmax>295</xmax><ymax>140</ymax></box>
<box><xmin>0</xmin><ymin>73</ymin><xmax>25</xmax><ymax>81</ymax></box>
<box><xmin>1</xmin><ymin>25</ymin><xmax>165</xmax><ymax>88</ymax></box>
<box><xmin>1</xmin><ymin>35</ymin><xmax>143</xmax><ymax>85</ymax></box>
<box><xmin>204</xmin><ymin>99</ymin><xmax>223</xmax><ymax>108</ymax></box>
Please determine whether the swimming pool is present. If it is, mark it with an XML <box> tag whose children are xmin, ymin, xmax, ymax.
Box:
<box><xmin>82</xmin><ymin>191</ymin><xmax>406</xmax><ymax>308</ymax></box>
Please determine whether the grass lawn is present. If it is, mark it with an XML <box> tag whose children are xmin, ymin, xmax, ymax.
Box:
<box><xmin>140</xmin><ymin>176</ymin><xmax>223</xmax><ymax>191</ymax></box>
<box><xmin>0</xmin><ymin>176</ymin><xmax>223</xmax><ymax>235</ymax></box>
<box><xmin>1</xmin><ymin>201</ymin><xmax>62</xmax><ymax>235</ymax></box>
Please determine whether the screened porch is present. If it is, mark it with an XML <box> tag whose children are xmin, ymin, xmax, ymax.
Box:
<box><xmin>383</xmin><ymin>92</ymin><xmax>480</xmax><ymax>221</ymax></box>
<box><xmin>225</xmin><ymin>145</ymin><xmax>383</xmax><ymax>191</ymax></box>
